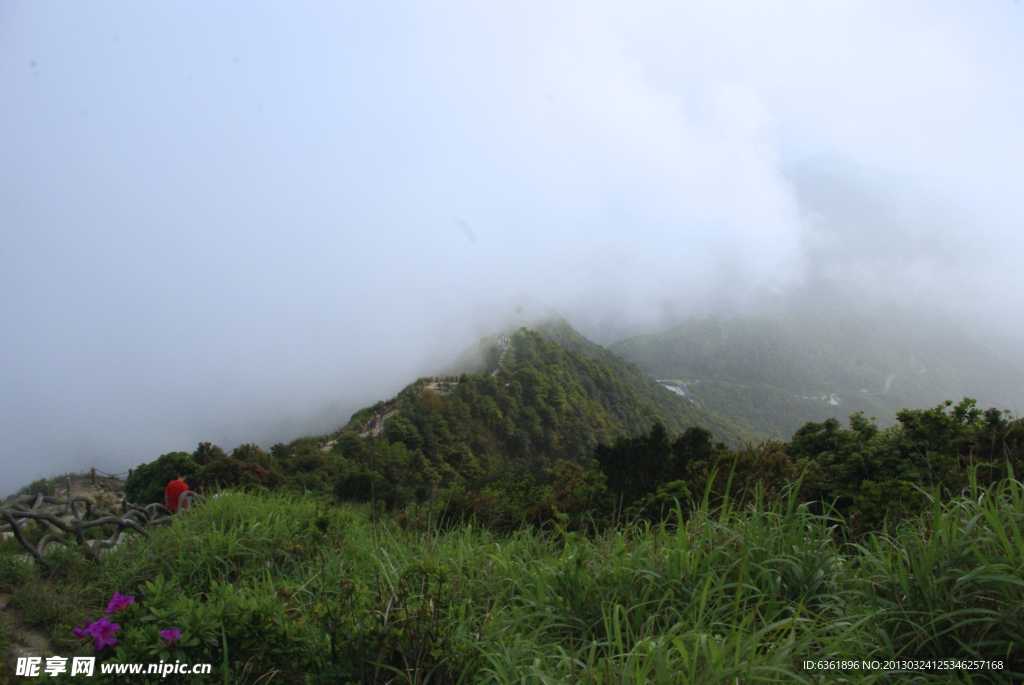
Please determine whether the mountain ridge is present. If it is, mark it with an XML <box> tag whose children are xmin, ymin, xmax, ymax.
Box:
<box><xmin>609</xmin><ymin>304</ymin><xmax>1024</xmax><ymax>439</ymax></box>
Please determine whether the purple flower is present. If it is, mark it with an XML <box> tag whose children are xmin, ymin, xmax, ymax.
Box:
<box><xmin>104</xmin><ymin>592</ymin><xmax>135</xmax><ymax>614</ymax></box>
<box><xmin>72</xmin><ymin>620</ymin><xmax>93</xmax><ymax>639</ymax></box>
<box><xmin>88</xmin><ymin>617</ymin><xmax>120</xmax><ymax>650</ymax></box>
<box><xmin>159</xmin><ymin>628</ymin><xmax>181</xmax><ymax>645</ymax></box>
<box><xmin>266</xmin><ymin>562</ymin><xmax>271</xmax><ymax>567</ymax></box>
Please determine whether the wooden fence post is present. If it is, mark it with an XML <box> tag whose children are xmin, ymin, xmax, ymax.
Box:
<box><xmin>91</xmin><ymin>468</ymin><xmax>96</xmax><ymax>485</ymax></box>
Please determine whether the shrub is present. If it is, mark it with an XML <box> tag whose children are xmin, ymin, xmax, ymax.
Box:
<box><xmin>124</xmin><ymin>452</ymin><xmax>196</xmax><ymax>505</ymax></box>
<box><xmin>103</xmin><ymin>575</ymin><xmax>321</xmax><ymax>682</ymax></box>
<box><xmin>19</xmin><ymin>478</ymin><xmax>51</xmax><ymax>496</ymax></box>
<box><xmin>198</xmin><ymin>455</ymin><xmax>243</xmax><ymax>489</ymax></box>
<box><xmin>627</xmin><ymin>479</ymin><xmax>693</xmax><ymax>521</ymax></box>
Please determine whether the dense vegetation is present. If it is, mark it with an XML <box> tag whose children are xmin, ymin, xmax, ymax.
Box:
<box><xmin>122</xmin><ymin>326</ymin><xmax>747</xmax><ymax>531</ymax></box>
<box><xmin>120</xmin><ymin>325</ymin><xmax>1023</xmax><ymax>535</ymax></box>
<box><xmin>596</xmin><ymin>398</ymin><xmax>1024</xmax><ymax>532</ymax></box>
<box><xmin>4</xmin><ymin>324</ymin><xmax>1023</xmax><ymax>682</ymax></box>
<box><xmin>525</xmin><ymin>319</ymin><xmax>754</xmax><ymax>444</ymax></box>
<box><xmin>3</xmin><ymin>478</ymin><xmax>1022</xmax><ymax>683</ymax></box>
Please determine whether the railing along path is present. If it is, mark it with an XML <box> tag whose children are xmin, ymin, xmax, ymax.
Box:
<box><xmin>0</xmin><ymin>477</ymin><xmax>201</xmax><ymax>567</ymax></box>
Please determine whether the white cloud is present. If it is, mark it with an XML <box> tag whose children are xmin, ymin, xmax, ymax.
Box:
<box><xmin>1</xmin><ymin>0</ymin><xmax>1023</xmax><ymax>491</ymax></box>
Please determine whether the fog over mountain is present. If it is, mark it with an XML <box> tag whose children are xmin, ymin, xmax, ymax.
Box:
<box><xmin>2</xmin><ymin>2</ymin><xmax>1024</xmax><ymax>493</ymax></box>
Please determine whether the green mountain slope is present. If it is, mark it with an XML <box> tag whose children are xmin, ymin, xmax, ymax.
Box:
<box><xmin>312</xmin><ymin>321</ymin><xmax>756</xmax><ymax>516</ymax></box>
<box><xmin>344</xmin><ymin>320</ymin><xmax>752</xmax><ymax>476</ymax></box>
<box><xmin>609</xmin><ymin>303</ymin><xmax>1024</xmax><ymax>440</ymax></box>
<box><xmin>527</xmin><ymin>316</ymin><xmax>754</xmax><ymax>444</ymax></box>
<box><xmin>107</xmin><ymin>319</ymin><xmax>759</xmax><ymax>528</ymax></box>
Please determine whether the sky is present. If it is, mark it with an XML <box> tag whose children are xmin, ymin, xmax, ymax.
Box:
<box><xmin>2</xmin><ymin>1</ymin><xmax>1024</xmax><ymax>492</ymax></box>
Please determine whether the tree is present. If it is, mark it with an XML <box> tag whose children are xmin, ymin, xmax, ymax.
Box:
<box><xmin>596</xmin><ymin>422</ymin><xmax>672</xmax><ymax>509</ymax></box>
<box><xmin>231</xmin><ymin>443</ymin><xmax>269</xmax><ymax>466</ymax></box>
<box><xmin>667</xmin><ymin>426</ymin><xmax>717</xmax><ymax>483</ymax></box>
<box><xmin>191</xmin><ymin>442</ymin><xmax>227</xmax><ymax>466</ymax></box>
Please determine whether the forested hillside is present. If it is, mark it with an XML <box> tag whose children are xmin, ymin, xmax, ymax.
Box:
<box><xmin>526</xmin><ymin>317</ymin><xmax>754</xmax><ymax>443</ymax></box>
<box><xmin>110</xmin><ymin>314</ymin><xmax>1024</xmax><ymax>536</ymax></box>
<box><xmin>8</xmin><ymin>322</ymin><xmax>1024</xmax><ymax>681</ymax></box>
<box><xmin>610</xmin><ymin>302</ymin><xmax>1024</xmax><ymax>439</ymax></box>
<box><xmin>116</xmin><ymin>324</ymin><xmax>747</xmax><ymax>529</ymax></box>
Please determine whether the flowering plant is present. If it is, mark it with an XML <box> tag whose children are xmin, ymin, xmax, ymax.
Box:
<box><xmin>159</xmin><ymin>628</ymin><xmax>181</xmax><ymax>645</ymax></box>
<box><xmin>71</xmin><ymin>592</ymin><xmax>135</xmax><ymax>650</ymax></box>
<box><xmin>105</xmin><ymin>592</ymin><xmax>135</xmax><ymax>613</ymax></box>
<box><xmin>73</xmin><ymin>617</ymin><xmax>120</xmax><ymax>650</ymax></box>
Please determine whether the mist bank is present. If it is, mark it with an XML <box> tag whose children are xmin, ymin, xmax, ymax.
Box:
<box><xmin>5</xmin><ymin>152</ymin><xmax>1024</xmax><ymax>495</ymax></box>
<box><xmin>5</xmin><ymin>3</ymin><xmax>1024</xmax><ymax>494</ymax></box>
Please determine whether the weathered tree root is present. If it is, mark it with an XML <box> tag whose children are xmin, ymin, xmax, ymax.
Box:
<box><xmin>1</xmin><ymin>490</ymin><xmax>204</xmax><ymax>567</ymax></box>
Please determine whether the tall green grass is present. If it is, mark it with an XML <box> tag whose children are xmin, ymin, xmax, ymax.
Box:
<box><xmin>11</xmin><ymin>477</ymin><xmax>1023</xmax><ymax>683</ymax></box>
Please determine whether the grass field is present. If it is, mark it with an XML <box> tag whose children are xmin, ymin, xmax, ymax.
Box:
<box><xmin>2</xmin><ymin>474</ymin><xmax>1022</xmax><ymax>683</ymax></box>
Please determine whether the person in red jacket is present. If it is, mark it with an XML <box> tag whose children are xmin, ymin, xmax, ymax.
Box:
<box><xmin>164</xmin><ymin>472</ymin><xmax>190</xmax><ymax>512</ymax></box>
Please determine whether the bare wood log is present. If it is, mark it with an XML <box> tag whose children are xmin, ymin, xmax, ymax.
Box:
<box><xmin>1</xmin><ymin>510</ymin><xmax>48</xmax><ymax>567</ymax></box>
<box><xmin>6</xmin><ymin>494</ymin><xmax>66</xmax><ymax>509</ymax></box>
<box><xmin>5</xmin><ymin>509</ymin><xmax>71</xmax><ymax>527</ymax></box>
<box><xmin>146</xmin><ymin>503</ymin><xmax>173</xmax><ymax>518</ymax></box>
<box><xmin>124</xmin><ymin>508</ymin><xmax>150</xmax><ymax>525</ymax></box>
<box><xmin>177</xmin><ymin>490</ymin><xmax>203</xmax><ymax>513</ymax></box>
<box><xmin>2</xmin><ymin>487</ymin><xmax>199</xmax><ymax>566</ymax></box>
<box><xmin>86</xmin><ymin>524</ymin><xmax>123</xmax><ymax>551</ymax></box>
<box><xmin>75</xmin><ymin>516</ymin><xmax>149</xmax><ymax>537</ymax></box>
<box><xmin>36</xmin><ymin>533</ymin><xmax>70</xmax><ymax>554</ymax></box>
<box><xmin>88</xmin><ymin>522</ymin><xmax>134</xmax><ymax>551</ymax></box>
<box><xmin>78</xmin><ymin>540</ymin><xmax>101</xmax><ymax>563</ymax></box>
